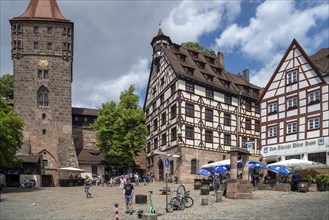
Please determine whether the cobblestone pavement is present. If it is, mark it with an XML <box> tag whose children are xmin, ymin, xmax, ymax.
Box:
<box><xmin>1</xmin><ymin>182</ymin><xmax>328</xmax><ymax>220</ymax></box>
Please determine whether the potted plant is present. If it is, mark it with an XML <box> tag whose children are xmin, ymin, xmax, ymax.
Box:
<box><xmin>316</xmin><ymin>174</ymin><xmax>329</xmax><ymax>191</ymax></box>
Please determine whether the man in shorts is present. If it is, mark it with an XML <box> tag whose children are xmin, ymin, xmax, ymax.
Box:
<box><xmin>84</xmin><ymin>175</ymin><xmax>93</xmax><ymax>198</ymax></box>
<box><xmin>123</xmin><ymin>178</ymin><xmax>134</xmax><ymax>215</ymax></box>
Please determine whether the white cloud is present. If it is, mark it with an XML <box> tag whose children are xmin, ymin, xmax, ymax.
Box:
<box><xmin>215</xmin><ymin>0</ymin><xmax>329</xmax><ymax>86</ymax></box>
<box><xmin>73</xmin><ymin>59</ymin><xmax>149</xmax><ymax>108</ymax></box>
<box><xmin>163</xmin><ymin>0</ymin><xmax>241</xmax><ymax>43</ymax></box>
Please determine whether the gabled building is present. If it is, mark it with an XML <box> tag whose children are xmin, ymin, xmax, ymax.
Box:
<box><xmin>260</xmin><ymin>39</ymin><xmax>329</xmax><ymax>164</ymax></box>
<box><xmin>144</xmin><ymin>29</ymin><xmax>261</xmax><ymax>183</ymax></box>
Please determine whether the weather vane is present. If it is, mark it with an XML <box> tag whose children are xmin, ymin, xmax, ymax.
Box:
<box><xmin>159</xmin><ymin>20</ymin><xmax>163</xmax><ymax>28</ymax></box>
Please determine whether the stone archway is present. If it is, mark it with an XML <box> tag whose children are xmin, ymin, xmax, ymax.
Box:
<box><xmin>158</xmin><ymin>159</ymin><xmax>164</xmax><ymax>181</ymax></box>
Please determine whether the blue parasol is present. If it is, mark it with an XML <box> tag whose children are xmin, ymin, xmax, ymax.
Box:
<box><xmin>268</xmin><ymin>165</ymin><xmax>292</xmax><ymax>176</ymax></box>
<box><xmin>214</xmin><ymin>165</ymin><xmax>229</xmax><ymax>174</ymax></box>
<box><xmin>197</xmin><ymin>168</ymin><xmax>212</xmax><ymax>177</ymax></box>
<box><xmin>249</xmin><ymin>161</ymin><xmax>267</xmax><ymax>169</ymax></box>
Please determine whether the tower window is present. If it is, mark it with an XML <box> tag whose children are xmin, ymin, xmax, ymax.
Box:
<box><xmin>42</xmin><ymin>129</ymin><xmax>46</xmax><ymax>135</ymax></box>
<box><xmin>37</xmin><ymin>70</ymin><xmax>49</xmax><ymax>79</ymax></box>
<box><xmin>42</xmin><ymin>113</ymin><xmax>46</xmax><ymax>119</ymax></box>
<box><xmin>34</xmin><ymin>42</ymin><xmax>39</xmax><ymax>49</ymax></box>
<box><xmin>38</xmin><ymin>86</ymin><xmax>49</xmax><ymax>107</ymax></box>
<box><xmin>47</xmin><ymin>43</ymin><xmax>52</xmax><ymax>50</ymax></box>
<box><xmin>33</xmin><ymin>26</ymin><xmax>39</xmax><ymax>34</ymax></box>
<box><xmin>47</xmin><ymin>27</ymin><xmax>52</xmax><ymax>34</ymax></box>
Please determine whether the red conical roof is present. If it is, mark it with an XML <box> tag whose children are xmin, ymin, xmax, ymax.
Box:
<box><xmin>12</xmin><ymin>0</ymin><xmax>69</xmax><ymax>21</ymax></box>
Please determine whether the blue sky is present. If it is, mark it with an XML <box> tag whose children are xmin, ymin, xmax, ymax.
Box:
<box><xmin>1</xmin><ymin>0</ymin><xmax>328</xmax><ymax>108</ymax></box>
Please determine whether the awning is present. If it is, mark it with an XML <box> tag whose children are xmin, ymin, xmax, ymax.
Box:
<box><xmin>58</xmin><ymin>167</ymin><xmax>85</xmax><ymax>172</ymax></box>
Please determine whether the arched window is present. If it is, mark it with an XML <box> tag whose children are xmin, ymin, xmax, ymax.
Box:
<box><xmin>37</xmin><ymin>86</ymin><xmax>49</xmax><ymax>107</ymax></box>
<box><xmin>191</xmin><ymin>159</ymin><xmax>197</xmax><ymax>174</ymax></box>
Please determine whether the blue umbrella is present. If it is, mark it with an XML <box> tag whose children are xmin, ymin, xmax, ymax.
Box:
<box><xmin>197</xmin><ymin>168</ymin><xmax>212</xmax><ymax>177</ymax></box>
<box><xmin>249</xmin><ymin>161</ymin><xmax>267</xmax><ymax>169</ymax></box>
<box><xmin>214</xmin><ymin>165</ymin><xmax>229</xmax><ymax>174</ymax></box>
<box><xmin>268</xmin><ymin>165</ymin><xmax>292</xmax><ymax>176</ymax></box>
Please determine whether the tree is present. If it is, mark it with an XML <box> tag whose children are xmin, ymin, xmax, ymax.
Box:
<box><xmin>0</xmin><ymin>74</ymin><xmax>14</xmax><ymax>99</ymax></box>
<box><xmin>92</xmin><ymin>85</ymin><xmax>147</xmax><ymax>169</ymax></box>
<box><xmin>181</xmin><ymin>42</ymin><xmax>216</xmax><ymax>56</ymax></box>
<box><xmin>0</xmin><ymin>98</ymin><xmax>24</xmax><ymax>167</ymax></box>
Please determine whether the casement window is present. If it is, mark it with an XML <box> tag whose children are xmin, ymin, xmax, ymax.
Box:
<box><xmin>153</xmin><ymin>118</ymin><xmax>158</xmax><ymax>131</ymax></box>
<box><xmin>171</xmin><ymin>83</ymin><xmax>176</xmax><ymax>94</ymax></box>
<box><xmin>33</xmin><ymin>42</ymin><xmax>39</xmax><ymax>49</ymax></box>
<box><xmin>224</xmin><ymin>94</ymin><xmax>232</xmax><ymax>105</ymax></box>
<box><xmin>171</xmin><ymin>127</ymin><xmax>177</xmax><ymax>141</ymax></box>
<box><xmin>308</xmin><ymin>90</ymin><xmax>320</xmax><ymax>104</ymax></box>
<box><xmin>37</xmin><ymin>70</ymin><xmax>49</xmax><ymax>79</ymax></box>
<box><xmin>308</xmin><ymin>117</ymin><xmax>320</xmax><ymax>130</ymax></box>
<box><xmin>47</xmin><ymin>43</ymin><xmax>52</xmax><ymax>50</ymax></box>
<box><xmin>245</xmin><ymin>119</ymin><xmax>251</xmax><ymax>130</ymax></box>
<box><xmin>224</xmin><ymin>113</ymin><xmax>231</xmax><ymax>126</ymax></box>
<box><xmin>33</xmin><ymin>26</ymin><xmax>39</xmax><ymax>34</ymax></box>
<box><xmin>185</xmin><ymin>103</ymin><xmax>194</xmax><ymax>117</ymax></box>
<box><xmin>160</xmin><ymin>94</ymin><xmax>164</xmax><ymax>104</ymax></box>
<box><xmin>206</xmin><ymin>88</ymin><xmax>214</xmax><ymax>99</ymax></box>
<box><xmin>152</xmin><ymin>101</ymin><xmax>157</xmax><ymax>111</ymax></box>
<box><xmin>146</xmin><ymin>108</ymin><xmax>149</xmax><ymax>116</ymax></box>
<box><xmin>186</xmin><ymin>126</ymin><xmax>194</xmax><ymax>139</ymax></box>
<box><xmin>154</xmin><ymin>137</ymin><xmax>158</xmax><ymax>149</ymax></box>
<box><xmin>147</xmin><ymin>125</ymin><xmax>150</xmax><ymax>135</ymax></box>
<box><xmin>160</xmin><ymin>77</ymin><xmax>165</xmax><ymax>87</ymax></box>
<box><xmin>255</xmin><ymin>103</ymin><xmax>260</xmax><ymax>113</ymax></box>
<box><xmin>287</xmin><ymin>121</ymin><xmax>297</xmax><ymax>134</ymax></box>
<box><xmin>205</xmin><ymin>108</ymin><xmax>213</xmax><ymax>122</ymax></box>
<box><xmin>224</xmin><ymin>134</ymin><xmax>231</xmax><ymax>146</ymax></box>
<box><xmin>186</xmin><ymin>82</ymin><xmax>194</xmax><ymax>93</ymax></box>
<box><xmin>146</xmin><ymin>142</ymin><xmax>151</xmax><ymax>153</ymax></box>
<box><xmin>255</xmin><ymin>120</ymin><xmax>260</xmax><ymax>132</ymax></box>
<box><xmin>245</xmin><ymin>100</ymin><xmax>252</xmax><ymax>111</ymax></box>
<box><xmin>161</xmin><ymin>112</ymin><xmax>166</xmax><ymax>126</ymax></box>
<box><xmin>47</xmin><ymin>27</ymin><xmax>52</xmax><ymax>34</ymax></box>
<box><xmin>185</xmin><ymin>67</ymin><xmax>194</xmax><ymax>76</ymax></box>
<box><xmin>205</xmin><ymin>130</ymin><xmax>213</xmax><ymax>143</ymax></box>
<box><xmin>287</xmin><ymin>97</ymin><xmax>298</xmax><ymax>109</ymax></box>
<box><xmin>268</xmin><ymin>126</ymin><xmax>277</xmax><ymax>138</ymax></box>
<box><xmin>287</xmin><ymin>70</ymin><xmax>297</xmax><ymax>84</ymax></box>
<box><xmin>268</xmin><ymin>102</ymin><xmax>277</xmax><ymax>114</ymax></box>
<box><xmin>161</xmin><ymin>133</ymin><xmax>167</xmax><ymax>146</ymax></box>
<box><xmin>171</xmin><ymin>104</ymin><xmax>177</xmax><ymax>119</ymax></box>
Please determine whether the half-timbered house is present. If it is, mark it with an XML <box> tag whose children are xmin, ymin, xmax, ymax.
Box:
<box><xmin>260</xmin><ymin>39</ymin><xmax>329</xmax><ymax>165</ymax></box>
<box><xmin>144</xmin><ymin>29</ymin><xmax>261</xmax><ymax>183</ymax></box>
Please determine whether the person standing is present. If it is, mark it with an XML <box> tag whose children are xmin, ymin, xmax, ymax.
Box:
<box><xmin>213</xmin><ymin>174</ymin><xmax>220</xmax><ymax>194</ymax></box>
<box><xmin>123</xmin><ymin>178</ymin><xmax>134</xmax><ymax>215</ymax></box>
<box><xmin>134</xmin><ymin>173</ymin><xmax>139</xmax><ymax>186</ymax></box>
<box><xmin>84</xmin><ymin>175</ymin><xmax>93</xmax><ymax>198</ymax></box>
<box><xmin>119</xmin><ymin>176</ymin><xmax>125</xmax><ymax>189</ymax></box>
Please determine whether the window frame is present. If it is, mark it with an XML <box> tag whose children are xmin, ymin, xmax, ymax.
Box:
<box><xmin>161</xmin><ymin>133</ymin><xmax>167</xmax><ymax>146</ymax></box>
<box><xmin>224</xmin><ymin>113</ymin><xmax>231</xmax><ymax>126</ymax></box>
<box><xmin>268</xmin><ymin>101</ymin><xmax>277</xmax><ymax>115</ymax></box>
<box><xmin>186</xmin><ymin>126</ymin><xmax>194</xmax><ymax>140</ymax></box>
<box><xmin>185</xmin><ymin>82</ymin><xmax>194</xmax><ymax>93</ymax></box>
<box><xmin>205</xmin><ymin>130</ymin><xmax>213</xmax><ymax>143</ymax></box>
<box><xmin>308</xmin><ymin>117</ymin><xmax>320</xmax><ymax>130</ymax></box>
<box><xmin>205</xmin><ymin>108</ymin><xmax>213</xmax><ymax>122</ymax></box>
<box><xmin>171</xmin><ymin>104</ymin><xmax>177</xmax><ymax>119</ymax></box>
<box><xmin>287</xmin><ymin>96</ymin><xmax>298</xmax><ymax>110</ymax></box>
<box><xmin>206</xmin><ymin>88</ymin><xmax>214</xmax><ymax>99</ymax></box>
<box><xmin>287</xmin><ymin>121</ymin><xmax>297</xmax><ymax>134</ymax></box>
<box><xmin>287</xmin><ymin>70</ymin><xmax>298</xmax><ymax>85</ymax></box>
<box><xmin>245</xmin><ymin>119</ymin><xmax>252</xmax><ymax>130</ymax></box>
<box><xmin>224</xmin><ymin>94</ymin><xmax>232</xmax><ymax>105</ymax></box>
<box><xmin>224</xmin><ymin>134</ymin><xmax>231</xmax><ymax>146</ymax></box>
<box><xmin>185</xmin><ymin>103</ymin><xmax>194</xmax><ymax>117</ymax></box>
<box><xmin>268</xmin><ymin>126</ymin><xmax>277</xmax><ymax>138</ymax></box>
<box><xmin>308</xmin><ymin>90</ymin><xmax>320</xmax><ymax>104</ymax></box>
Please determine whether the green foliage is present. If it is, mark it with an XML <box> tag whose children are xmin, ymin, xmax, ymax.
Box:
<box><xmin>0</xmin><ymin>99</ymin><xmax>24</xmax><ymax>167</ymax></box>
<box><xmin>0</xmin><ymin>74</ymin><xmax>14</xmax><ymax>99</ymax></box>
<box><xmin>181</xmin><ymin>42</ymin><xmax>216</xmax><ymax>57</ymax></box>
<box><xmin>92</xmin><ymin>85</ymin><xmax>147</xmax><ymax>169</ymax></box>
<box><xmin>316</xmin><ymin>174</ymin><xmax>329</xmax><ymax>184</ymax></box>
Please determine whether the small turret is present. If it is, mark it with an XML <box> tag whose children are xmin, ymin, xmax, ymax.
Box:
<box><xmin>150</xmin><ymin>28</ymin><xmax>172</xmax><ymax>54</ymax></box>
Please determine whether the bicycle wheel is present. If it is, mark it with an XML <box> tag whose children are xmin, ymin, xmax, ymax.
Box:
<box><xmin>167</xmin><ymin>202</ymin><xmax>174</xmax><ymax>213</ymax></box>
<box><xmin>185</xmin><ymin>196</ymin><xmax>194</xmax><ymax>208</ymax></box>
<box><xmin>170</xmin><ymin>197</ymin><xmax>179</xmax><ymax>210</ymax></box>
<box><xmin>178</xmin><ymin>199</ymin><xmax>185</xmax><ymax>210</ymax></box>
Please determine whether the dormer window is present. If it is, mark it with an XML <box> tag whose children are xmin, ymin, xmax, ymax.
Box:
<box><xmin>204</xmin><ymin>74</ymin><xmax>213</xmax><ymax>83</ymax></box>
<box><xmin>190</xmin><ymin>51</ymin><xmax>198</xmax><ymax>59</ymax></box>
<box><xmin>196</xmin><ymin>61</ymin><xmax>205</xmax><ymax>70</ymax></box>
<box><xmin>185</xmin><ymin>67</ymin><xmax>194</xmax><ymax>76</ymax></box>
<box><xmin>243</xmin><ymin>86</ymin><xmax>249</xmax><ymax>93</ymax></box>
<box><xmin>205</xmin><ymin>56</ymin><xmax>215</xmax><ymax>64</ymax></box>
<box><xmin>253</xmin><ymin>90</ymin><xmax>259</xmax><ymax>97</ymax></box>
<box><xmin>213</xmin><ymin>67</ymin><xmax>221</xmax><ymax>75</ymax></box>
<box><xmin>172</xmin><ymin>45</ymin><xmax>180</xmax><ymax>52</ymax></box>
<box><xmin>222</xmin><ymin>80</ymin><xmax>230</xmax><ymax>88</ymax></box>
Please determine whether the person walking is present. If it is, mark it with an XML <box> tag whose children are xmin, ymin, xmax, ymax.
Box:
<box><xmin>84</xmin><ymin>175</ymin><xmax>93</xmax><ymax>198</ymax></box>
<box><xmin>119</xmin><ymin>176</ymin><xmax>125</xmax><ymax>189</ymax></box>
<box><xmin>123</xmin><ymin>178</ymin><xmax>134</xmax><ymax>215</ymax></box>
<box><xmin>134</xmin><ymin>173</ymin><xmax>139</xmax><ymax>186</ymax></box>
<box><xmin>213</xmin><ymin>174</ymin><xmax>220</xmax><ymax>194</ymax></box>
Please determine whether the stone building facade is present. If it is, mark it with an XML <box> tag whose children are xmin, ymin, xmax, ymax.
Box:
<box><xmin>144</xmin><ymin>29</ymin><xmax>261</xmax><ymax>183</ymax></box>
<box><xmin>10</xmin><ymin>0</ymin><xmax>77</xmax><ymax>185</ymax></box>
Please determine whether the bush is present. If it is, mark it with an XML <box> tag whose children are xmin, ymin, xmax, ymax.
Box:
<box><xmin>316</xmin><ymin>174</ymin><xmax>329</xmax><ymax>184</ymax></box>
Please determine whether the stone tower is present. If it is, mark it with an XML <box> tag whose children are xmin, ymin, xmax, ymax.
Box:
<box><xmin>10</xmin><ymin>0</ymin><xmax>78</xmax><ymax>184</ymax></box>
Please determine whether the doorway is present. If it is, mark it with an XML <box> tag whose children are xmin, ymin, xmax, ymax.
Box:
<box><xmin>158</xmin><ymin>159</ymin><xmax>164</xmax><ymax>181</ymax></box>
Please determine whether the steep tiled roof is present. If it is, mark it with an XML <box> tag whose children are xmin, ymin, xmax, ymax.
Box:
<box><xmin>77</xmin><ymin>148</ymin><xmax>107</xmax><ymax>164</ymax></box>
<box><xmin>72</xmin><ymin>107</ymin><xmax>98</xmax><ymax>116</ymax></box>
<box><xmin>163</xmin><ymin>44</ymin><xmax>261</xmax><ymax>99</ymax></box>
<box><xmin>310</xmin><ymin>48</ymin><xmax>329</xmax><ymax>74</ymax></box>
<box><xmin>12</xmin><ymin>0</ymin><xmax>69</xmax><ymax>22</ymax></box>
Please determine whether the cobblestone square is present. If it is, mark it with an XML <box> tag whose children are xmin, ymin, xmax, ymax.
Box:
<box><xmin>1</xmin><ymin>182</ymin><xmax>329</xmax><ymax>220</ymax></box>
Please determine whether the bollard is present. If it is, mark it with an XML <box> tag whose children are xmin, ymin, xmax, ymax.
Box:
<box><xmin>215</xmin><ymin>191</ymin><xmax>222</xmax><ymax>202</ymax></box>
<box><xmin>201</xmin><ymin>198</ymin><xmax>208</xmax><ymax>206</ymax></box>
<box><xmin>114</xmin><ymin>203</ymin><xmax>119</xmax><ymax>220</ymax></box>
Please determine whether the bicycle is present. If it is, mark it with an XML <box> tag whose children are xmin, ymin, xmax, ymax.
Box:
<box><xmin>167</xmin><ymin>190</ymin><xmax>194</xmax><ymax>213</ymax></box>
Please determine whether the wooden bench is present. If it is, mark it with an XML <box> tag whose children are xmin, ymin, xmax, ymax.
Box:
<box><xmin>159</xmin><ymin>187</ymin><xmax>171</xmax><ymax>195</ymax></box>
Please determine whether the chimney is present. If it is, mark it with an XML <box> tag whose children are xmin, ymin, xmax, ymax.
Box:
<box><xmin>243</xmin><ymin>69</ymin><xmax>250</xmax><ymax>82</ymax></box>
<box><xmin>217</xmin><ymin>51</ymin><xmax>225</xmax><ymax>69</ymax></box>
